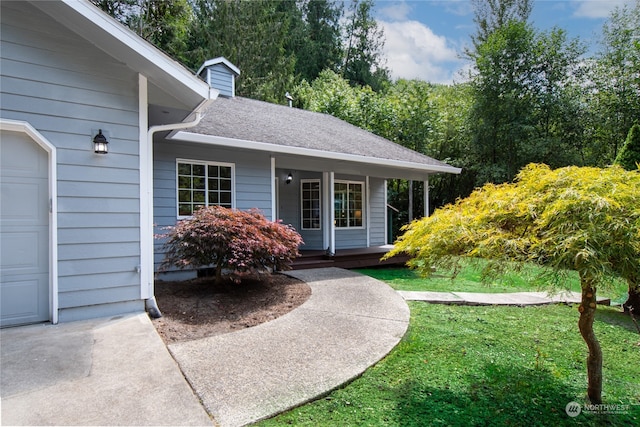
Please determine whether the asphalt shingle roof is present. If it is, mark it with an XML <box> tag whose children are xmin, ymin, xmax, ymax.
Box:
<box><xmin>189</xmin><ymin>96</ymin><xmax>456</xmax><ymax>170</ymax></box>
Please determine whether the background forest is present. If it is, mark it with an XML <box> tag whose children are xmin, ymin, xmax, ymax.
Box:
<box><xmin>93</xmin><ymin>0</ymin><xmax>640</xmax><ymax>238</ymax></box>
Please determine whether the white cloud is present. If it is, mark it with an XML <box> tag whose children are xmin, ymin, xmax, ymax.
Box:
<box><xmin>379</xmin><ymin>19</ymin><xmax>464</xmax><ymax>84</ymax></box>
<box><xmin>379</xmin><ymin>1</ymin><xmax>412</xmax><ymax>21</ymax></box>
<box><xmin>440</xmin><ymin>0</ymin><xmax>473</xmax><ymax>17</ymax></box>
<box><xmin>572</xmin><ymin>0</ymin><xmax>631</xmax><ymax>18</ymax></box>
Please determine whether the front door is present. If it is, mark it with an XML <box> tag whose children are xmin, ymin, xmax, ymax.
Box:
<box><xmin>1</xmin><ymin>130</ymin><xmax>50</xmax><ymax>326</ymax></box>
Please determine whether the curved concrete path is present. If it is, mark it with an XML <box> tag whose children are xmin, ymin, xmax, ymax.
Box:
<box><xmin>168</xmin><ymin>267</ymin><xmax>410</xmax><ymax>427</ymax></box>
<box><xmin>1</xmin><ymin>268</ymin><xmax>409</xmax><ymax>427</ymax></box>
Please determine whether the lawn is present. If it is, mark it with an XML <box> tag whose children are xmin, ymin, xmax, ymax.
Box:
<box><xmin>357</xmin><ymin>262</ymin><xmax>630</xmax><ymax>305</ymax></box>
<box><xmin>256</xmin><ymin>266</ymin><xmax>639</xmax><ymax>427</ymax></box>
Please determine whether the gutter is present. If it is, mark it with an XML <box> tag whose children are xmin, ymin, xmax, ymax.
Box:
<box><xmin>143</xmin><ymin>88</ymin><xmax>219</xmax><ymax>318</ymax></box>
<box><xmin>172</xmin><ymin>131</ymin><xmax>462</xmax><ymax>175</ymax></box>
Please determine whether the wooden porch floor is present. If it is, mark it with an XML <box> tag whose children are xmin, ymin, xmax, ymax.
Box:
<box><xmin>290</xmin><ymin>245</ymin><xmax>409</xmax><ymax>270</ymax></box>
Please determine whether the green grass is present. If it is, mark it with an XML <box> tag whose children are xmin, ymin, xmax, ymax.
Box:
<box><xmin>255</xmin><ymin>267</ymin><xmax>639</xmax><ymax>427</ymax></box>
<box><xmin>355</xmin><ymin>263</ymin><xmax>630</xmax><ymax>305</ymax></box>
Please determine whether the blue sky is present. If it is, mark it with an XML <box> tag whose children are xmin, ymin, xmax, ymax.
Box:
<box><xmin>374</xmin><ymin>0</ymin><xmax>633</xmax><ymax>84</ymax></box>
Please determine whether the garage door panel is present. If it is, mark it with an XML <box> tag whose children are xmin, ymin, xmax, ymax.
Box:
<box><xmin>1</xmin><ymin>230</ymin><xmax>47</xmax><ymax>272</ymax></box>
<box><xmin>1</xmin><ymin>179</ymin><xmax>48</xmax><ymax>223</ymax></box>
<box><xmin>0</xmin><ymin>277</ymin><xmax>48</xmax><ymax>325</ymax></box>
<box><xmin>0</xmin><ymin>132</ymin><xmax>48</xmax><ymax>178</ymax></box>
<box><xmin>1</xmin><ymin>129</ymin><xmax>50</xmax><ymax>326</ymax></box>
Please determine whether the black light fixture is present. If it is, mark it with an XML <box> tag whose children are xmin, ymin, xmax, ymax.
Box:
<box><xmin>93</xmin><ymin>129</ymin><xmax>109</xmax><ymax>154</ymax></box>
<box><xmin>286</xmin><ymin>172</ymin><xmax>293</xmax><ymax>184</ymax></box>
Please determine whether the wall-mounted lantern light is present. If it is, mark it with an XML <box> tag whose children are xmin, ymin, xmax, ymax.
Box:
<box><xmin>286</xmin><ymin>172</ymin><xmax>293</xmax><ymax>184</ymax></box>
<box><xmin>93</xmin><ymin>129</ymin><xmax>109</xmax><ymax>154</ymax></box>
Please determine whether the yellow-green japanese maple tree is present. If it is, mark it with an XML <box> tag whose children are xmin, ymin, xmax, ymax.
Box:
<box><xmin>386</xmin><ymin>163</ymin><xmax>640</xmax><ymax>404</ymax></box>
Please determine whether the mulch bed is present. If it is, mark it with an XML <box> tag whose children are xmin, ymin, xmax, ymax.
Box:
<box><xmin>151</xmin><ymin>273</ymin><xmax>311</xmax><ymax>344</ymax></box>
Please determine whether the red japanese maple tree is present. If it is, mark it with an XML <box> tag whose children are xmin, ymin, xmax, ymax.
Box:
<box><xmin>160</xmin><ymin>206</ymin><xmax>303</xmax><ymax>284</ymax></box>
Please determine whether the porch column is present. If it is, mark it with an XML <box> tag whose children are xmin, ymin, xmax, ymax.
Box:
<box><xmin>323</xmin><ymin>171</ymin><xmax>335</xmax><ymax>255</ymax></box>
<box><xmin>424</xmin><ymin>177</ymin><xmax>430</xmax><ymax>217</ymax></box>
<box><xmin>270</xmin><ymin>156</ymin><xmax>276</xmax><ymax>221</ymax></box>
<box><xmin>384</xmin><ymin>179</ymin><xmax>388</xmax><ymax>245</ymax></box>
<box><xmin>366</xmin><ymin>176</ymin><xmax>371</xmax><ymax>247</ymax></box>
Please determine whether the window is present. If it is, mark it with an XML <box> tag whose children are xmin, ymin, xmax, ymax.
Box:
<box><xmin>177</xmin><ymin>160</ymin><xmax>233</xmax><ymax>217</ymax></box>
<box><xmin>334</xmin><ymin>181</ymin><xmax>364</xmax><ymax>228</ymax></box>
<box><xmin>301</xmin><ymin>180</ymin><xmax>321</xmax><ymax>229</ymax></box>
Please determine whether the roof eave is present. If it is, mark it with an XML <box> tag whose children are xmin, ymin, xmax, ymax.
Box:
<box><xmin>196</xmin><ymin>57</ymin><xmax>241</xmax><ymax>77</ymax></box>
<box><xmin>171</xmin><ymin>131</ymin><xmax>462</xmax><ymax>175</ymax></box>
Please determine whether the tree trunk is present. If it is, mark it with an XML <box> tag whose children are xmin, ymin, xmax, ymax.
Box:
<box><xmin>215</xmin><ymin>261</ymin><xmax>224</xmax><ymax>286</ymax></box>
<box><xmin>578</xmin><ymin>277</ymin><xmax>603</xmax><ymax>404</ymax></box>
<box><xmin>623</xmin><ymin>282</ymin><xmax>640</xmax><ymax>314</ymax></box>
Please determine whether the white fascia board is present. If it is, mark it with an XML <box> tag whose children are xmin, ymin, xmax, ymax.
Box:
<box><xmin>196</xmin><ymin>57</ymin><xmax>241</xmax><ymax>77</ymax></box>
<box><xmin>172</xmin><ymin>131</ymin><xmax>463</xmax><ymax>175</ymax></box>
<box><xmin>35</xmin><ymin>0</ymin><xmax>211</xmax><ymax>104</ymax></box>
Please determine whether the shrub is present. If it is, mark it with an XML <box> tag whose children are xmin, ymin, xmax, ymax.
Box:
<box><xmin>615</xmin><ymin>123</ymin><xmax>640</xmax><ymax>171</ymax></box>
<box><xmin>160</xmin><ymin>206</ymin><xmax>303</xmax><ymax>283</ymax></box>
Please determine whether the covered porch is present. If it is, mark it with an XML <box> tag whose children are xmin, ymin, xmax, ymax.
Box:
<box><xmin>291</xmin><ymin>245</ymin><xmax>409</xmax><ymax>270</ymax></box>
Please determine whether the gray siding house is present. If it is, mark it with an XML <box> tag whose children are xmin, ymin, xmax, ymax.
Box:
<box><xmin>154</xmin><ymin>59</ymin><xmax>461</xmax><ymax>276</ymax></box>
<box><xmin>1</xmin><ymin>0</ymin><xmax>459</xmax><ymax>326</ymax></box>
<box><xmin>0</xmin><ymin>0</ymin><xmax>215</xmax><ymax>326</ymax></box>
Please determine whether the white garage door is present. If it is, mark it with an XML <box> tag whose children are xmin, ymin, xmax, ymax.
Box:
<box><xmin>1</xmin><ymin>130</ymin><xmax>50</xmax><ymax>326</ymax></box>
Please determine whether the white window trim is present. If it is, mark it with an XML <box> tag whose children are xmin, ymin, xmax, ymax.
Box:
<box><xmin>176</xmin><ymin>158</ymin><xmax>235</xmax><ymax>219</ymax></box>
<box><xmin>334</xmin><ymin>179</ymin><xmax>366</xmax><ymax>229</ymax></box>
<box><xmin>300</xmin><ymin>179</ymin><xmax>322</xmax><ymax>230</ymax></box>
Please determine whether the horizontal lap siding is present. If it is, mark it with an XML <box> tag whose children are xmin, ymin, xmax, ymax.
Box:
<box><xmin>153</xmin><ymin>141</ymin><xmax>273</xmax><ymax>271</ymax></box>
<box><xmin>336</xmin><ymin>229</ymin><xmax>367</xmax><ymax>249</ymax></box>
<box><xmin>208</xmin><ymin>65</ymin><xmax>234</xmax><ymax>98</ymax></box>
<box><xmin>1</xmin><ymin>3</ymin><xmax>143</xmax><ymax>321</ymax></box>
<box><xmin>368</xmin><ymin>178</ymin><xmax>386</xmax><ymax>246</ymax></box>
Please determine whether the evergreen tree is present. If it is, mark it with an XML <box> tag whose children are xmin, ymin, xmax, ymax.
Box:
<box><xmin>294</xmin><ymin>0</ymin><xmax>343</xmax><ymax>83</ymax></box>
<box><xmin>91</xmin><ymin>0</ymin><xmax>192</xmax><ymax>63</ymax></box>
<box><xmin>187</xmin><ymin>0</ymin><xmax>296</xmax><ymax>102</ymax></box>
<box><xmin>342</xmin><ymin>0</ymin><xmax>389</xmax><ymax>90</ymax></box>
<box><xmin>587</xmin><ymin>1</ymin><xmax>640</xmax><ymax>164</ymax></box>
<box><xmin>615</xmin><ymin>124</ymin><xmax>640</xmax><ymax>171</ymax></box>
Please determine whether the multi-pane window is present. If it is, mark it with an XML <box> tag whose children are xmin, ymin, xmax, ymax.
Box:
<box><xmin>177</xmin><ymin>160</ymin><xmax>233</xmax><ymax>217</ymax></box>
<box><xmin>334</xmin><ymin>181</ymin><xmax>364</xmax><ymax>228</ymax></box>
<box><xmin>301</xmin><ymin>180</ymin><xmax>321</xmax><ymax>229</ymax></box>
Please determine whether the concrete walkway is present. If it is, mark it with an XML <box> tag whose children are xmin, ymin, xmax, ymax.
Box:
<box><xmin>399</xmin><ymin>290</ymin><xmax>611</xmax><ymax>306</ymax></box>
<box><xmin>1</xmin><ymin>268</ymin><xmax>409</xmax><ymax>427</ymax></box>
<box><xmin>1</xmin><ymin>313</ymin><xmax>212</xmax><ymax>426</ymax></box>
<box><xmin>168</xmin><ymin>267</ymin><xmax>410</xmax><ymax>427</ymax></box>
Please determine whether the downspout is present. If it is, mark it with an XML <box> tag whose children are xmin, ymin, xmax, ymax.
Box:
<box><xmin>143</xmin><ymin>89</ymin><xmax>218</xmax><ymax>318</ymax></box>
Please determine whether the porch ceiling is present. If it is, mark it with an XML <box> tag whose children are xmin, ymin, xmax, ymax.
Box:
<box><xmin>273</xmin><ymin>153</ymin><xmax>442</xmax><ymax>181</ymax></box>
